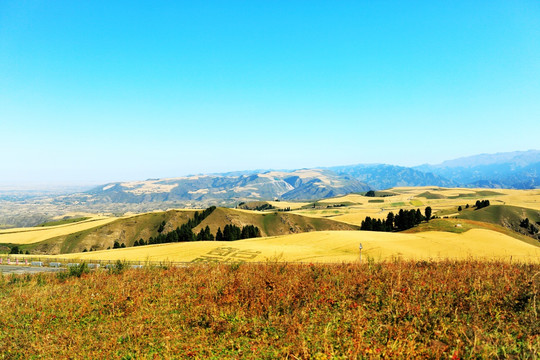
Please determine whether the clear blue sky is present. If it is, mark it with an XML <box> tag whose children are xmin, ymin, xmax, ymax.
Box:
<box><xmin>1</xmin><ymin>1</ymin><xmax>539</xmax><ymax>186</ymax></box>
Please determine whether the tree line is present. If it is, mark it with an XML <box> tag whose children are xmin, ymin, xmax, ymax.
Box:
<box><xmin>360</xmin><ymin>207</ymin><xmax>432</xmax><ymax>232</ymax></box>
<box><xmin>134</xmin><ymin>206</ymin><xmax>217</xmax><ymax>246</ymax></box>
<box><xmin>216</xmin><ymin>224</ymin><xmax>261</xmax><ymax>241</ymax></box>
<box><xmin>133</xmin><ymin>206</ymin><xmax>261</xmax><ymax>247</ymax></box>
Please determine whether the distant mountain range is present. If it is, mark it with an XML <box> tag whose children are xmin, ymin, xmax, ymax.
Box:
<box><xmin>85</xmin><ymin>169</ymin><xmax>371</xmax><ymax>203</ymax></box>
<box><xmin>414</xmin><ymin>150</ymin><xmax>540</xmax><ymax>189</ymax></box>
<box><xmin>74</xmin><ymin>150</ymin><xmax>540</xmax><ymax>205</ymax></box>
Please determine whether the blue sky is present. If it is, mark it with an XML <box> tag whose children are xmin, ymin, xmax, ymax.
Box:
<box><xmin>1</xmin><ymin>1</ymin><xmax>539</xmax><ymax>186</ymax></box>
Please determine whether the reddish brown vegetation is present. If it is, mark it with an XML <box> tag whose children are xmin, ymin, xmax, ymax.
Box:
<box><xmin>0</xmin><ymin>261</ymin><xmax>538</xmax><ymax>359</ymax></box>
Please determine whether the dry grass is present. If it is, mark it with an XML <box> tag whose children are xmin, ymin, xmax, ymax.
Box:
<box><xmin>33</xmin><ymin>229</ymin><xmax>540</xmax><ymax>264</ymax></box>
<box><xmin>266</xmin><ymin>200</ymin><xmax>310</xmax><ymax>210</ymax></box>
<box><xmin>293</xmin><ymin>188</ymin><xmax>540</xmax><ymax>223</ymax></box>
<box><xmin>0</xmin><ymin>216</ymin><xmax>124</xmax><ymax>245</ymax></box>
<box><xmin>1</xmin><ymin>261</ymin><xmax>538</xmax><ymax>359</ymax></box>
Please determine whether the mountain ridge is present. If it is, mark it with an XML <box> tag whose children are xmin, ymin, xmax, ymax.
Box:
<box><xmin>80</xmin><ymin>150</ymin><xmax>539</xmax><ymax>206</ymax></box>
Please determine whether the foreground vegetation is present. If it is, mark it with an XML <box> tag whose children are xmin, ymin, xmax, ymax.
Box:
<box><xmin>1</xmin><ymin>261</ymin><xmax>538</xmax><ymax>359</ymax></box>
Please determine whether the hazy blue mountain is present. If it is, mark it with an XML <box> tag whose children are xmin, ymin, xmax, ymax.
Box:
<box><xmin>329</xmin><ymin>164</ymin><xmax>454</xmax><ymax>189</ymax></box>
<box><xmin>415</xmin><ymin>150</ymin><xmax>540</xmax><ymax>189</ymax></box>
<box><xmin>84</xmin><ymin>150</ymin><xmax>540</xmax><ymax>206</ymax></box>
<box><xmin>423</xmin><ymin>150</ymin><xmax>540</xmax><ymax>168</ymax></box>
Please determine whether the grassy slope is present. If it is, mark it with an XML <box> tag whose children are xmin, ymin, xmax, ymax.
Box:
<box><xmin>417</xmin><ymin>191</ymin><xmax>446</xmax><ymax>199</ymax></box>
<box><xmin>457</xmin><ymin>204</ymin><xmax>540</xmax><ymax>224</ymax></box>
<box><xmin>406</xmin><ymin>218</ymin><xmax>540</xmax><ymax>247</ymax></box>
<box><xmin>26</xmin><ymin>210</ymin><xmax>197</xmax><ymax>255</ymax></box>
<box><xmin>192</xmin><ymin>207</ymin><xmax>358</xmax><ymax>237</ymax></box>
<box><xmin>0</xmin><ymin>217</ymin><xmax>122</xmax><ymax>246</ymax></box>
<box><xmin>22</xmin><ymin>208</ymin><xmax>358</xmax><ymax>255</ymax></box>
<box><xmin>455</xmin><ymin>205</ymin><xmax>540</xmax><ymax>244</ymax></box>
<box><xmin>35</xmin><ymin>217</ymin><xmax>91</xmax><ymax>227</ymax></box>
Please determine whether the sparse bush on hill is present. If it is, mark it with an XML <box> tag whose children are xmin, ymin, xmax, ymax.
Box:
<box><xmin>1</xmin><ymin>261</ymin><xmax>538</xmax><ymax>358</ymax></box>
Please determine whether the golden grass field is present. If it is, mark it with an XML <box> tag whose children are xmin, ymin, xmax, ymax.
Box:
<box><xmin>294</xmin><ymin>187</ymin><xmax>540</xmax><ymax>226</ymax></box>
<box><xmin>267</xmin><ymin>200</ymin><xmax>310</xmax><ymax>210</ymax></box>
<box><xmin>0</xmin><ymin>216</ymin><xmax>123</xmax><ymax>245</ymax></box>
<box><xmin>3</xmin><ymin>187</ymin><xmax>539</xmax><ymax>262</ymax></box>
<box><xmin>33</xmin><ymin>229</ymin><xmax>540</xmax><ymax>264</ymax></box>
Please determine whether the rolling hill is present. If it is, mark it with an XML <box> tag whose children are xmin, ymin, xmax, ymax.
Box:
<box><xmin>33</xmin><ymin>229</ymin><xmax>540</xmax><ymax>264</ymax></box>
<box><xmin>2</xmin><ymin>150</ymin><xmax>540</xmax><ymax>230</ymax></box>
<box><xmin>456</xmin><ymin>205</ymin><xmax>540</xmax><ymax>241</ymax></box>
<box><xmin>12</xmin><ymin>207</ymin><xmax>358</xmax><ymax>255</ymax></box>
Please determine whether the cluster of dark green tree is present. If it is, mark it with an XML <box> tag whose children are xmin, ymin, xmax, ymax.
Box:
<box><xmin>215</xmin><ymin>224</ymin><xmax>261</xmax><ymax>241</ymax></box>
<box><xmin>238</xmin><ymin>202</ymin><xmax>275</xmax><ymax>211</ymax></box>
<box><xmin>252</xmin><ymin>203</ymin><xmax>275</xmax><ymax>211</ymax></box>
<box><xmin>475</xmin><ymin>200</ymin><xmax>490</xmax><ymax>209</ymax></box>
<box><xmin>8</xmin><ymin>246</ymin><xmax>29</xmax><ymax>255</ymax></box>
<box><xmin>196</xmin><ymin>226</ymin><xmax>214</xmax><ymax>240</ymax></box>
<box><xmin>519</xmin><ymin>218</ymin><xmax>539</xmax><ymax>235</ymax></box>
<box><xmin>134</xmin><ymin>206</ymin><xmax>216</xmax><ymax>246</ymax></box>
<box><xmin>113</xmin><ymin>241</ymin><xmax>126</xmax><ymax>249</ymax></box>
<box><xmin>326</xmin><ymin>204</ymin><xmax>345</xmax><ymax>209</ymax></box>
<box><xmin>360</xmin><ymin>207</ymin><xmax>432</xmax><ymax>232</ymax></box>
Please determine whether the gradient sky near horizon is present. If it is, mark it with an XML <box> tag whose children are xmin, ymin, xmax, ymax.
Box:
<box><xmin>1</xmin><ymin>1</ymin><xmax>539</xmax><ymax>186</ymax></box>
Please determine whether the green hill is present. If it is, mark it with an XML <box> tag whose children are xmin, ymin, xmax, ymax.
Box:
<box><xmin>456</xmin><ymin>205</ymin><xmax>540</xmax><ymax>242</ymax></box>
<box><xmin>27</xmin><ymin>210</ymin><xmax>197</xmax><ymax>254</ymax></box>
<box><xmin>192</xmin><ymin>207</ymin><xmax>357</xmax><ymax>237</ymax></box>
<box><xmin>25</xmin><ymin>208</ymin><xmax>358</xmax><ymax>255</ymax></box>
<box><xmin>457</xmin><ymin>205</ymin><xmax>539</xmax><ymax>225</ymax></box>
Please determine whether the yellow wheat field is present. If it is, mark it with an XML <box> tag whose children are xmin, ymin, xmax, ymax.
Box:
<box><xmin>293</xmin><ymin>188</ymin><xmax>540</xmax><ymax>223</ymax></box>
<box><xmin>0</xmin><ymin>217</ymin><xmax>123</xmax><ymax>245</ymax></box>
<box><xmin>34</xmin><ymin>229</ymin><xmax>540</xmax><ymax>264</ymax></box>
<box><xmin>267</xmin><ymin>201</ymin><xmax>311</xmax><ymax>210</ymax></box>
